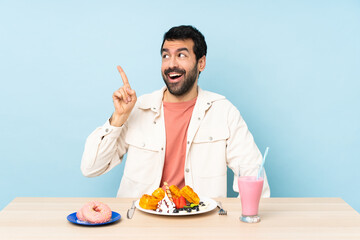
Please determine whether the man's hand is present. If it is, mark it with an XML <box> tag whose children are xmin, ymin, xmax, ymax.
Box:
<box><xmin>110</xmin><ymin>66</ymin><xmax>137</xmax><ymax>127</ymax></box>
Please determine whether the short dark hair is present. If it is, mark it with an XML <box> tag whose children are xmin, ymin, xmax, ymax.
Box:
<box><xmin>161</xmin><ymin>25</ymin><xmax>207</xmax><ymax>61</ymax></box>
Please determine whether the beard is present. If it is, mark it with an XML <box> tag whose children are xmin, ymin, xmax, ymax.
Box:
<box><xmin>162</xmin><ymin>62</ymin><xmax>198</xmax><ymax>96</ymax></box>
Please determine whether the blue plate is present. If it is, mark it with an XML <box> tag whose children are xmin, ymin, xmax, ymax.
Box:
<box><xmin>67</xmin><ymin>211</ymin><xmax>121</xmax><ymax>226</ymax></box>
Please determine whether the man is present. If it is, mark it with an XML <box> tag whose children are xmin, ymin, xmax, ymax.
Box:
<box><xmin>81</xmin><ymin>25</ymin><xmax>270</xmax><ymax>198</ymax></box>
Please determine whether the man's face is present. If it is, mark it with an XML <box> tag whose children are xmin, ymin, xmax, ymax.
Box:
<box><xmin>161</xmin><ymin>39</ymin><xmax>199</xmax><ymax>96</ymax></box>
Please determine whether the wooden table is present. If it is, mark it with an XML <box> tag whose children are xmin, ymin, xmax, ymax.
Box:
<box><xmin>1</xmin><ymin>197</ymin><xmax>359</xmax><ymax>239</ymax></box>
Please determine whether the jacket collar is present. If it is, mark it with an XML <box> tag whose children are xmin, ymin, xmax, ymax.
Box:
<box><xmin>137</xmin><ymin>86</ymin><xmax>226</xmax><ymax>113</ymax></box>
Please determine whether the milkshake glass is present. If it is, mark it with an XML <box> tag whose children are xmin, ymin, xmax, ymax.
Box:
<box><xmin>238</xmin><ymin>175</ymin><xmax>264</xmax><ymax>223</ymax></box>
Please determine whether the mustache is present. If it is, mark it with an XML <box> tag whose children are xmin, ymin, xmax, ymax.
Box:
<box><xmin>164</xmin><ymin>67</ymin><xmax>186</xmax><ymax>75</ymax></box>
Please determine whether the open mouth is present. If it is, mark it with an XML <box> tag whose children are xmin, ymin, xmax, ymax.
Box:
<box><xmin>164</xmin><ymin>68</ymin><xmax>186</xmax><ymax>83</ymax></box>
<box><xmin>167</xmin><ymin>72</ymin><xmax>184</xmax><ymax>82</ymax></box>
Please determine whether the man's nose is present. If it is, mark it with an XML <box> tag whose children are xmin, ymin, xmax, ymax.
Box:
<box><xmin>169</xmin><ymin>56</ymin><xmax>179</xmax><ymax>68</ymax></box>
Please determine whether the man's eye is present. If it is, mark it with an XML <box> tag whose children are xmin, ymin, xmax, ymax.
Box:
<box><xmin>162</xmin><ymin>54</ymin><xmax>169</xmax><ymax>59</ymax></box>
<box><xmin>179</xmin><ymin>53</ymin><xmax>186</xmax><ymax>58</ymax></box>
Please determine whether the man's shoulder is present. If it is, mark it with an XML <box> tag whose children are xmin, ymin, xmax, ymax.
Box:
<box><xmin>199</xmin><ymin>89</ymin><xmax>225</xmax><ymax>101</ymax></box>
<box><xmin>199</xmin><ymin>88</ymin><xmax>235</xmax><ymax>107</ymax></box>
<box><xmin>136</xmin><ymin>88</ymin><xmax>165</xmax><ymax>109</ymax></box>
<box><xmin>137</xmin><ymin>88</ymin><xmax>163</xmax><ymax>100</ymax></box>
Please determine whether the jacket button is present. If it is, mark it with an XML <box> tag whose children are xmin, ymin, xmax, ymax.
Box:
<box><xmin>209</xmin><ymin>136</ymin><xmax>213</xmax><ymax>141</ymax></box>
<box><xmin>105</xmin><ymin>128</ymin><xmax>109</xmax><ymax>133</ymax></box>
<box><xmin>185</xmin><ymin>168</ymin><xmax>190</xmax><ymax>173</ymax></box>
<box><xmin>153</xmin><ymin>121</ymin><xmax>156</xmax><ymax>124</ymax></box>
<box><xmin>207</xmin><ymin>102</ymin><xmax>210</xmax><ymax>105</ymax></box>
<box><xmin>187</xmin><ymin>141</ymin><xmax>190</xmax><ymax>144</ymax></box>
<box><xmin>198</xmin><ymin>117</ymin><xmax>201</xmax><ymax>120</ymax></box>
<box><xmin>161</xmin><ymin>147</ymin><xmax>164</xmax><ymax>151</ymax></box>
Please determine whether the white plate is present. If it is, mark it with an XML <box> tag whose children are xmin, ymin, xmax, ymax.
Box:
<box><xmin>135</xmin><ymin>197</ymin><xmax>217</xmax><ymax>216</ymax></box>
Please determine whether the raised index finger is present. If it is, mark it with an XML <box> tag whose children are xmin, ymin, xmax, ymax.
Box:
<box><xmin>117</xmin><ymin>65</ymin><xmax>130</xmax><ymax>86</ymax></box>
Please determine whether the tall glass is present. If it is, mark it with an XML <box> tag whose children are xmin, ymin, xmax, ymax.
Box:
<box><xmin>238</xmin><ymin>175</ymin><xmax>264</xmax><ymax>223</ymax></box>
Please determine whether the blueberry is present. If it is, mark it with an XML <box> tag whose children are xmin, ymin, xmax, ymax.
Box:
<box><xmin>173</xmin><ymin>209</ymin><xmax>179</xmax><ymax>213</ymax></box>
<box><xmin>186</xmin><ymin>208</ymin><xmax>192</xmax><ymax>212</ymax></box>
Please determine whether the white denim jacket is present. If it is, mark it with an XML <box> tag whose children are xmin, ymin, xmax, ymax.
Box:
<box><xmin>81</xmin><ymin>87</ymin><xmax>270</xmax><ymax>198</ymax></box>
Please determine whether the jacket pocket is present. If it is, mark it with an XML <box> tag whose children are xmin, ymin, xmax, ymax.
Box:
<box><xmin>191</xmin><ymin>127</ymin><xmax>229</xmax><ymax>178</ymax></box>
<box><xmin>192</xmin><ymin>127</ymin><xmax>229</xmax><ymax>143</ymax></box>
<box><xmin>123</xmin><ymin>129</ymin><xmax>161</xmax><ymax>184</ymax></box>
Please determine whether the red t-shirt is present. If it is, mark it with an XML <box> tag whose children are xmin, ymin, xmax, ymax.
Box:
<box><xmin>160</xmin><ymin>98</ymin><xmax>197</xmax><ymax>188</ymax></box>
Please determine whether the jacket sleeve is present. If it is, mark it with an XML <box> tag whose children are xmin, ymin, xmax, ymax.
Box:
<box><xmin>80</xmin><ymin>119</ymin><xmax>128</xmax><ymax>177</ymax></box>
<box><xmin>225</xmin><ymin>104</ymin><xmax>271</xmax><ymax>197</ymax></box>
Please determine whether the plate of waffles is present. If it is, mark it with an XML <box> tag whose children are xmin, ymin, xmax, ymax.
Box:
<box><xmin>135</xmin><ymin>196</ymin><xmax>217</xmax><ymax>216</ymax></box>
<box><xmin>136</xmin><ymin>183</ymin><xmax>217</xmax><ymax>216</ymax></box>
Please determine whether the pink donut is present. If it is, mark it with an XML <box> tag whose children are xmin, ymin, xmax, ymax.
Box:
<box><xmin>81</xmin><ymin>201</ymin><xmax>112</xmax><ymax>224</ymax></box>
<box><xmin>76</xmin><ymin>208</ymin><xmax>86</xmax><ymax>221</ymax></box>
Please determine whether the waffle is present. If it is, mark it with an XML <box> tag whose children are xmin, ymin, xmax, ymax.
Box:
<box><xmin>152</xmin><ymin>187</ymin><xmax>165</xmax><ymax>200</ymax></box>
<box><xmin>180</xmin><ymin>185</ymin><xmax>200</xmax><ymax>204</ymax></box>
<box><xmin>139</xmin><ymin>194</ymin><xmax>160</xmax><ymax>210</ymax></box>
<box><xmin>169</xmin><ymin>185</ymin><xmax>181</xmax><ymax>198</ymax></box>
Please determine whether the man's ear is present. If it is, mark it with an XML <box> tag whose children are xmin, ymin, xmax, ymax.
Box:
<box><xmin>198</xmin><ymin>56</ymin><xmax>206</xmax><ymax>73</ymax></box>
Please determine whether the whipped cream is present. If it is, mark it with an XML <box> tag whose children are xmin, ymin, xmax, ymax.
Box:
<box><xmin>199</xmin><ymin>202</ymin><xmax>208</xmax><ymax>211</ymax></box>
<box><xmin>155</xmin><ymin>193</ymin><xmax>176</xmax><ymax>213</ymax></box>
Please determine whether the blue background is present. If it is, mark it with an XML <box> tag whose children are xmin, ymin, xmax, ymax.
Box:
<box><xmin>1</xmin><ymin>0</ymin><xmax>359</xmax><ymax>212</ymax></box>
